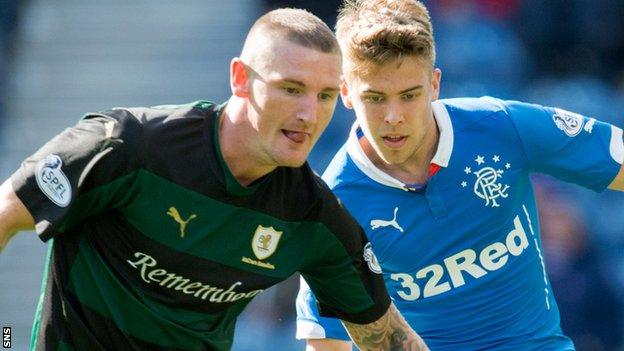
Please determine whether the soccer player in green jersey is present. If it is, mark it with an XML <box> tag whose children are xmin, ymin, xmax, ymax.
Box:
<box><xmin>0</xmin><ymin>8</ymin><xmax>427</xmax><ymax>351</ymax></box>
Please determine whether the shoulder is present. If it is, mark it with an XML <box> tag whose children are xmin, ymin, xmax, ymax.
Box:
<box><xmin>439</xmin><ymin>96</ymin><xmax>507</xmax><ymax>131</ymax></box>
<box><xmin>282</xmin><ymin>164</ymin><xmax>336</xmax><ymax>208</ymax></box>
<box><xmin>440</xmin><ymin>96</ymin><xmax>551</xmax><ymax>133</ymax></box>
<box><xmin>281</xmin><ymin>163</ymin><xmax>361</xmax><ymax>233</ymax></box>
<box><xmin>97</xmin><ymin>100</ymin><xmax>218</xmax><ymax>155</ymax></box>
<box><xmin>100</xmin><ymin>100</ymin><xmax>217</xmax><ymax>136</ymax></box>
<box><xmin>322</xmin><ymin>144</ymin><xmax>370</xmax><ymax>192</ymax></box>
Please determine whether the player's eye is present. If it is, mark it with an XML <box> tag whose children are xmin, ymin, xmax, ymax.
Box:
<box><xmin>363</xmin><ymin>95</ymin><xmax>384</xmax><ymax>104</ymax></box>
<box><xmin>401</xmin><ymin>93</ymin><xmax>416</xmax><ymax>101</ymax></box>
<box><xmin>318</xmin><ymin>92</ymin><xmax>336</xmax><ymax>102</ymax></box>
<box><xmin>283</xmin><ymin>87</ymin><xmax>301</xmax><ymax>95</ymax></box>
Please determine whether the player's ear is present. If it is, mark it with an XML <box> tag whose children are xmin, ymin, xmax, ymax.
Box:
<box><xmin>431</xmin><ymin>68</ymin><xmax>442</xmax><ymax>101</ymax></box>
<box><xmin>340</xmin><ymin>76</ymin><xmax>354</xmax><ymax>109</ymax></box>
<box><xmin>230</xmin><ymin>57</ymin><xmax>250</xmax><ymax>98</ymax></box>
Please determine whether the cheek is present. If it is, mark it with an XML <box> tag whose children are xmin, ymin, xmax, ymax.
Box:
<box><xmin>261</xmin><ymin>96</ymin><xmax>293</xmax><ymax>123</ymax></box>
<box><xmin>257</xmin><ymin>85</ymin><xmax>293</xmax><ymax>111</ymax></box>
<box><xmin>357</xmin><ymin>106</ymin><xmax>384</xmax><ymax>128</ymax></box>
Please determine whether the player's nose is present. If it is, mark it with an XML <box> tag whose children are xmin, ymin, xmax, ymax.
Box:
<box><xmin>296</xmin><ymin>95</ymin><xmax>318</xmax><ymax>125</ymax></box>
<box><xmin>384</xmin><ymin>106</ymin><xmax>404</xmax><ymax>125</ymax></box>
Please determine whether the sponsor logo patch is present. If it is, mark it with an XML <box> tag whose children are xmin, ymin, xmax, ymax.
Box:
<box><xmin>35</xmin><ymin>154</ymin><xmax>72</xmax><ymax>207</ymax></box>
<box><xmin>166</xmin><ymin>207</ymin><xmax>197</xmax><ymax>238</ymax></box>
<box><xmin>370</xmin><ymin>207</ymin><xmax>404</xmax><ymax>233</ymax></box>
<box><xmin>390</xmin><ymin>215</ymin><xmax>530</xmax><ymax>301</ymax></box>
<box><xmin>363</xmin><ymin>242</ymin><xmax>382</xmax><ymax>274</ymax></box>
<box><xmin>553</xmin><ymin>108</ymin><xmax>584</xmax><ymax>137</ymax></box>
<box><xmin>127</xmin><ymin>252</ymin><xmax>263</xmax><ymax>302</ymax></box>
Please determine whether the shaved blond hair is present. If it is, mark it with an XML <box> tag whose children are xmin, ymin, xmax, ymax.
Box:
<box><xmin>241</xmin><ymin>8</ymin><xmax>340</xmax><ymax>70</ymax></box>
<box><xmin>336</xmin><ymin>0</ymin><xmax>435</xmax><ymax>76</ymax></box>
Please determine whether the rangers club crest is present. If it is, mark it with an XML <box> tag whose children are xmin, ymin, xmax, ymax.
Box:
<box><xmin>462</xmin><ymin>154</ymin><xmax>510</xmax><ymax>208</ymax></box>
<box><xmin>252</xmin><ymin>225</ymin><xmax>283</xmax><ymax>260</ymax></box>
<box><xmin>552</xmin><ymin>108</ymin><xmax>584</xmax><ymax>137</ymax></box>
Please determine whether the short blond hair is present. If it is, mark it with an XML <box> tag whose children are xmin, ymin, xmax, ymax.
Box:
<box><xmin>336</xmin><ymin>0</ymin><xmax>435</xmax><ymax>76</ymax></box>
<box><xmin>243</xmin><ymin>8</ymin><xmax>339</xmax><ymax>55</ymax></box>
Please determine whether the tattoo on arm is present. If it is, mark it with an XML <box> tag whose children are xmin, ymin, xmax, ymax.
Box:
<box><xmin>342</xmin><ymin>303</ymin><xmax>429</xmax><ymax>351</ymax></box>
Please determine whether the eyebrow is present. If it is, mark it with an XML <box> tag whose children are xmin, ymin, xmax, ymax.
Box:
<box><xmin>362</xmin><ymin>85</ymin><xmax>424</xmax><ymax>95</ymax></box>
<box><xmin>283</xmin><ymin>79</ymin><xmax>305</xmax><ymax>87</ymax></box>
<box><xmin>282</xmin><ymin>79</ymin><xmax>340</xmax><ymax>93</ymax></box>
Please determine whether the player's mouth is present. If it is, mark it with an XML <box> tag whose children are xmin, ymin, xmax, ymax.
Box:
<box><xmin>282</xmin><ymin>129</ymin><xmax>310</xmax><ymax>144</ymax></box>
<box><xmin>382</xmin><ymin>135</ymin><xmax>407</xmax><ymax>148</ymax></box>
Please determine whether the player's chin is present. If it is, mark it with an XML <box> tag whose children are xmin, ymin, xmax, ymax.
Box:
<box><xmin>275</xmin><ymin>152</ymin><xmax>309</xmax><ymax>168</ymax></box>
<box><xmin>379</xmin><ymin>150</ymin><xmax>409</xmax><ymax>165</ymax></box>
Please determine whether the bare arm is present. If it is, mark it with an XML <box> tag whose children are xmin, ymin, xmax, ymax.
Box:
<box><xmin>342</xmin><ymin>302</ymin><xmax>428</xmax><ymax>351</ymax></box>
<box><xmin>0</xmin><ymin>179</ymin><xmax>35</xmax><ymax>252</ymax></box>
<box><xmin>306</xmin><ymin>338</ymin><xmax>352</xmax><ymax>351</ymax></box>
<box><xmin>608</xmin><ymin>163</ymin><xmax>624</xmax><ymax>191</ymax></box>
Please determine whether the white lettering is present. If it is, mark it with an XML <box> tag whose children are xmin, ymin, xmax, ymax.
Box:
<box><xmin>127</xmin><ymin>252</ymin><xmax>157</xmax><ymax>283</ymax></box>
<box><xmin>198</xmin><ymin>286</ymin><xmax>219</xmax><ymax>300</ymax></box>
<box><xmin>208</xmin><ymin>288</ymin><xmax>225</xmax><ymax>302</ymax></box>
<box><xmin>416</xmin><ymin>264</ymin><xmax>451</xmax><ymax>298</ymax></box>
<box><xmin>126</xmin><ymin>252</ymin><xmax>263</xmax><ymax>303</ymax></box>
<box><xmin>147</xmin><ymin>268</ymin><xmax>167</xmax><ymax>282</ymax></box>
<box><xmin>392</xmin><ymin>215</ymin><xmax>531</xmax><ymax>301</ymax></box>
<box><xmin>245</xmin><ymin>290</ymin><xmax>263</xmax><ymax>299</ymax></box>
<box><xmin>231</xmin><ymin>293</ymin><xmax>247</xmax><ymax>302</ymax></box>
<box><xmin>390</xmin><ymin>273</ymin><xmax>421</xmax><ymax>301</ymax></box>
<box><xmin>506</xmin><ymin>216</ymin><xmax>529</xmax><ymax>256</ymax></box>
<box><xmin>479</xmin><ymin>242</ymin><xmax>508</xmax><ymax>271</ymax></box>
<box><xmin>160</xmin><ymin>273</ymin><xmax>190</xmax><ymax>290</ymax></box>
<box><xmin>182</xmin><ymin>282</ymin><xmax>204</xmax><ymax>294</ymax></box>
<box><xmin>214</xmin><ymin>282</ymin><xmax>243</xmax><ymax>303</ymax></box>
<box><xmin>444</xmin><ymin>249</ymin><xmax>487</xmax><ymax>288</ymax></box>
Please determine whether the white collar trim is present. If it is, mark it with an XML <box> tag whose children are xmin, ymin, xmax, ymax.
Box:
<box><xmin>431</xmin><ymin>100</ymin><xmax>454</xmax><ymax>167</ymax></box>
<box><xmin>346</xmin><ymin>100</ymin><xmax>454</xmax><ymax>190</ymax></box>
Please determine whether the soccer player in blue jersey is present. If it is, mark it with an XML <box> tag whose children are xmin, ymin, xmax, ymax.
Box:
<box><xmin>296</xmin><ymin>0</ymin><xmax>624</xmax><ymax>350</ymax></box>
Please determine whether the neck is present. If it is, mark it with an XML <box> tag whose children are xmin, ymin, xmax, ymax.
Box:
<box><xmin>363</xmin><ymin>113</ymin><xmax>439</xmax><ymax>184</ymax></box>
<box><xmin>219</xmin><ymin>97</ymin><xmax>276</xmax><ymax>186</ymax></box>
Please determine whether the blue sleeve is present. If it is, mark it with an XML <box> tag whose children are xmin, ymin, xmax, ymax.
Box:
<box><xmin>295</xmin><ymin>277</ymin><xmax>351</xmax><ymax>341</ymax></box>
<box><xmin>504</xmin><ymin>100</ymin><xmax>623</xmax><ymax>191</ymax></box>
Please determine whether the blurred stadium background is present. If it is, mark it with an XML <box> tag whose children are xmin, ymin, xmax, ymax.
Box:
<box><xmin>1</xmin><ymin>0</ymin><xmax>623</xmax><ymax>350</ymax></box>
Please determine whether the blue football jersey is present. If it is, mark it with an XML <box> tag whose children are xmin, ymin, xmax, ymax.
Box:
<box><xmin>296</xmin><ymin>97</ymin><xmax>623</xmax><ymax>350</ymax></box>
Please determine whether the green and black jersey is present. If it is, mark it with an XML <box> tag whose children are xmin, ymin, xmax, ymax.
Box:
<box><xmin>11</xmin><ymin>101</ymin><xmax>390</xmax><ymax>351</ymax></box>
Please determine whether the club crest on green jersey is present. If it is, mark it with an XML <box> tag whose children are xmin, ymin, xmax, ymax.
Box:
<box><xmin>252</xmin><ymin>225</ymin><xmax>283</xmax><ymax>260</ymax></box>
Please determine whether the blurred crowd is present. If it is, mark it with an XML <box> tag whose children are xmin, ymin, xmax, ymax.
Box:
<box><xmin>2</xmin><ymin>0</ymin><xmax>623</xmax><ymax>349</ymax></box>
<box><xmin>0</xmin><ymin>0</ymin><xmax>25</xmax><ymax>128</ymax></box>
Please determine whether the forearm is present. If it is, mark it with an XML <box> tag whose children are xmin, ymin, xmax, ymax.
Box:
<box><xmin>0</xmin><ymin>229</ymin><xmax>18</xmax><ymax>253</ymax></box>
<box><xmin>0</xmin><ymin>179</ymin><xmax>35</xmax><ymax>252</ymax></box>
<box><xmin>342</xmin><ymin>302</ymin><xmax>428</xmax><ymax>351</ymax></box>
<box><xmin>0</xmin><ymin>204</ymin><xmax>20</xmax><ymax>252</ymax></box>
<box><xmin>306</xmin><ymin>338</ymin><xmax>352</xmax><ymax>351</ymax></box>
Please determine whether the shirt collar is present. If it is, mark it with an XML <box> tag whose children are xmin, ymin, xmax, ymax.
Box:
<box><xmin>345</xmin><ymin>100</ymin><xmax>454</xmax><ymax>190</ymax></box>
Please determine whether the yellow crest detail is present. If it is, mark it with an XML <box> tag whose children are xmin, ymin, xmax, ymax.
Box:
<box><xmin>252</xmin><ymin>225</ymin><xmax>283</xmax><ymax>260</ymax></box>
